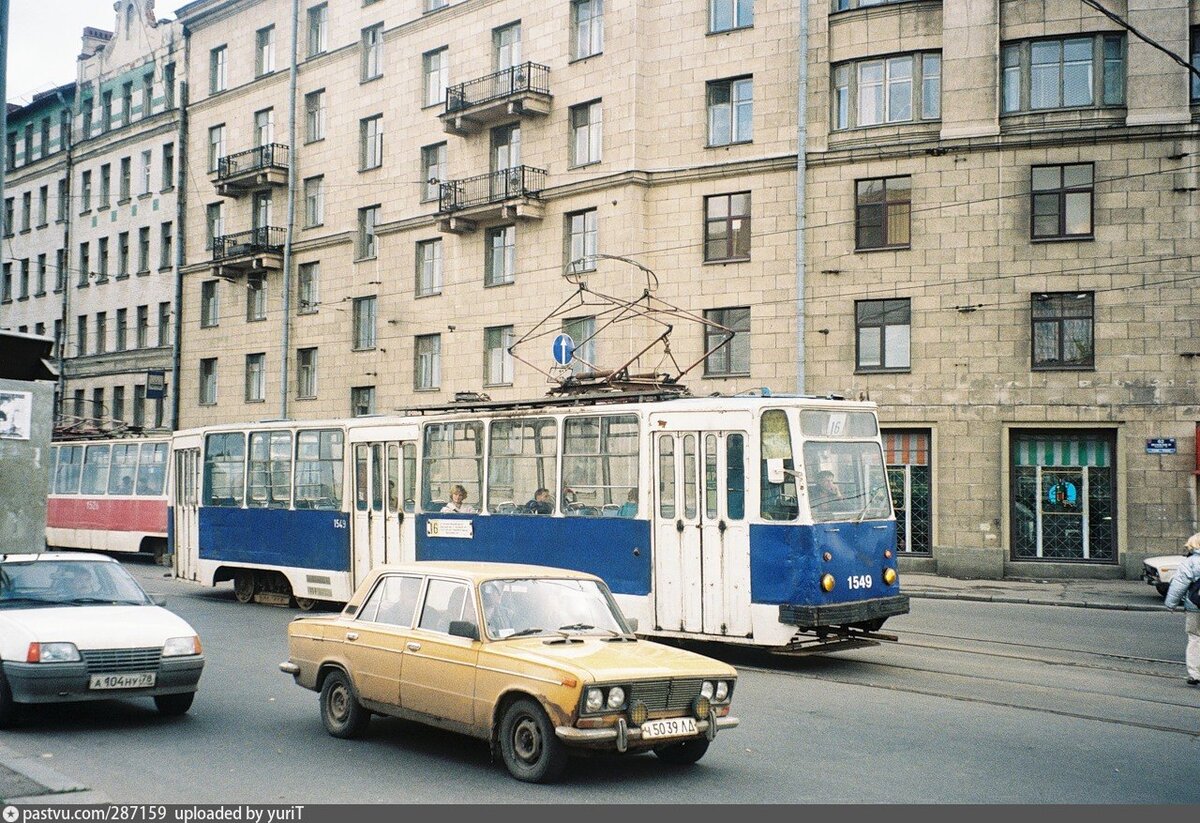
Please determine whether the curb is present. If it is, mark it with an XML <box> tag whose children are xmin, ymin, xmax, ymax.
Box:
<box><xmin>904</xmin><ymin>590</ymin><xmax>1169</xmax><ymax>612</ymax></box>
<box><xmin>0</xmin><ymin>743</ymin><xmax>107</xmax><ymax>805</ymax></box>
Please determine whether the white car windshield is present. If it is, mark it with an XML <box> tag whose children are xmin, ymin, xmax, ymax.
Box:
<box><xmin>480</xmin><ymin>578</ymin><xmax>629</xmax><ymax>640</ymax></box>
<box><xmin>0</xmin><ymin>560</ymin><xmax>151</xmax><ymax>608</ymax></box>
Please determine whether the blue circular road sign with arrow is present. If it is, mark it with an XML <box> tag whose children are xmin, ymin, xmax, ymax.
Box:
<box><xmin>552</xmin><ymin>333</ymin><xmax>576</xmax><ymax>366</ymax></box>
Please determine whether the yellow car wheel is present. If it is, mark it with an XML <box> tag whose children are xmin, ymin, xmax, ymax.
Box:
<box><xmin>498</xmin><ymin>698</ymin><xmax>568</xmax><ymax>783</ymax></box>
<box><xmin>320</xmin><ymin>670</ymin><xmax>370</xmax><ymax>739</ymax></box>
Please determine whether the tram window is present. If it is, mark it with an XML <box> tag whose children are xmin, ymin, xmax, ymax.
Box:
<box><xmin>108</xmin><ymin>443</ymin><xmax>139</xmax><ymax>495</ymax></box>
<box><xmin>387</xmin><ymin>444</ymin><xmax>400</xmax><ymax>513</ymax></box>
<box><xmin>48</xmin><ymin>447</ymin><xmax>58</xmax><ymax>493</ymax></box>
<box><xmin>800</xmin><ymin>410</ymin><xmax>878</xmax><ymax>438</ymax></box>
<box><xmin>727</xmin><ymin>433</ymin><xmax>746</xmax><ymax>520</ymax></box>
<box><xmin>563</xmin><ymin>414</ymin><xmax>639</xmax><ymax>515</ymax></box>
<box><xmin>81</xmin><ymin>445</ymin><xmax>112</xmax><ymax>495</ymax></box>
<box><xmin>658</xmin><ymin>436</ymin><xmax>676</xmax><ymax>519</ymax></box>
<box><xmin>295</xmin><ymin>429</ymin><xmax>343</xmax><ymax>510</ymax></box>
<box><xmin>704</xmin><ymin>435</ymin><xmax>718</xmax><ymax>519</ymax></box>
<box><xmin>371</xmin><ymin>444</ymin><xmax>385</xmax><ymax>512</ymax></box>
<box><xmin>354</xmin><ymin>445</ymin><xmax>369</xmax><ymax>512</ymax></box>
<box><xmin>683</xmin><ymin>435</ymin><xmax>698</xmax><ymax>519</ymax></box>
<box><xmin>403</xmin><ymin>443</ymin><xmax>416</xmax><ymax>513</ymax></box>
<box><xmin>760</xmin><ymin>409</ymin><xmax>798</xmax><ymax>521</ymax></box>
<box><xmin>488</xmin><ymin>418</ymin><xmax>557</xmax><ymax>514</ymax></box>
<box><xmin>136</xmin><ymin>442</ymin><xmax>167</xmax><ymax>495</ymax></box>
<box><xmin>204</xmin><ymin>432</ymin><xmax>246</xmax><ymax>507</ymax></box>
<box><xmin>54</xmin><ymin>445</ymin><xmax>83</xmax><ymax>495</ymax></box>
<box><xmin>422</xmin><ymin>421</ymin><xmax>483</xmax><ymax>511</ymax></box>
<box><xmin>247</xmin><ymin>431</ymin><xmax>293</xmax><ymax>508</ymax></box>
<box><xmin>803</xmin><ymin>441</ymin><xmax>891</xmax><ymax>523</ymax></box>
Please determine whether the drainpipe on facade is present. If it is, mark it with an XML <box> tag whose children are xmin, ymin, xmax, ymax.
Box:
<box><xmin>794</xmin><ymin>0</ymin><xmax>808</xmax><ymax>395</ymax></box>
<box><xmin>55</xmin><ymin>89</ymin><xmax>74</xmax><ymax>423</ymax></box>
<box><xmin>279</xmin><ymin>0</ymin><xmax>299</xmax><ymax>421</ymax></box>
<box><xmin>0</xmin><ymin>0</ymin><xmax>8</xmax><ymax>247</ymax></box>
<box><xmin>171</xmin><ymin>54</ymin><xmax>189</xmax><ymax>432</ymax></box>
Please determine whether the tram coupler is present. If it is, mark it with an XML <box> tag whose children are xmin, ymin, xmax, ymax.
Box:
<box><xmin>773</xmin><ymin>626</ymin><xmax>900</xmax><ymax>657</ymax></box>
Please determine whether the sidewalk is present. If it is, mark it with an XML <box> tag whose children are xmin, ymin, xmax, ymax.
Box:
<box><xmin>0</xmin><ymin>742</ymin><xmax>108</xmax><ymax>804</ymax></box>
<box><xmin>901</xmin><ymin>572</ymin><xmax>1168</xmax><ymax>612</ymax></box>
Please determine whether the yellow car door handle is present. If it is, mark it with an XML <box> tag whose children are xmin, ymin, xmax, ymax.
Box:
<box><xmin>406</xmin><ymin>642</ymin><xmax>421</xmax><ymax>652</ymax></box>
<box><xmin>345</xmin><ymin>632</ymin><xmax>359</xmax><ymax>641</ymax></box>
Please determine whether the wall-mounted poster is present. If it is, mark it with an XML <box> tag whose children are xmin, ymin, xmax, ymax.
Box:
<box><xmin>0</xmin><ymin>391</ymin><xmax>33</xmax><ymax>440</ymax></box>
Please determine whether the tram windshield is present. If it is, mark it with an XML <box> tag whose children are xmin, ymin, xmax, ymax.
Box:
<box><xmin>802</xmin><ymin>441</ymin><xmax>892</xmax><ymax>523</ymax></box>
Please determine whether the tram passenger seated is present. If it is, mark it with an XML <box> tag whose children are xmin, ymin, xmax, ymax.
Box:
<box><xmin>525</xmin><ymin>488</ymin><xmax>553</xmax><ymax>515</ymax></box>
<box><xmin>117</xmin><ymin>476</ymin><xmax>134</xmax><ymax>495</ymax></box>
<box><xmin>441</xmin><ymin>484</ymin><xmax>476</xmax><ymax>513</ymax></box>
<box><xmin>618</xmin><ymin>489</ymin><xmax>638</xmax><ymax>518</ymax></box>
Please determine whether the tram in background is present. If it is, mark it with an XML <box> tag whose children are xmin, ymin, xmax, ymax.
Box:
<box><xmin>169</xmin><ymin>391</ymin><xmax>909</xmax><ymax>650</ymax></box>
<box><xmin>46</xmin><ymin>437</ymin><xmax>170</xmax><ymax>559</ymax></box>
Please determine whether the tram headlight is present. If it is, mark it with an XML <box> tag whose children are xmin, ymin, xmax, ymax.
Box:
<box><xmin>585</xmin><ymin>688</ymin><xmax>605</xmax><ymax>713</ymax></box>
<box><xmin>821</xmin><ymin>573</ymin><xmax>836</xmax><ymax>592</ymax></box>
<box><xmin>606</xmin><ymin>686</ymin><xmax>626</xmax><ymax>710</ymax></box>
<box><xmin>700</xmin><ymin>681</ymin><xmax>714</xmax><ymax>700</ymax></box>
<box><xmin>714</xmin><ymin>681</ymin><xmax>729</xmax><ymax>702</ymax></box>
<box><xmin>883</xmin><ymin>567</ymin><xmax>897</xmax><ymax>586</ymax></box>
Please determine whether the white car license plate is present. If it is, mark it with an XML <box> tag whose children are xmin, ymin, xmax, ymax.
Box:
<box><xmin>640</xmin><ymin>717</ymin><xmax>697</xmax><ymax>740</ymax></box>
<box><xmin>89</xmin><ymin>672</ymin><xmax>156</xmax><ymax>690</ymax></box>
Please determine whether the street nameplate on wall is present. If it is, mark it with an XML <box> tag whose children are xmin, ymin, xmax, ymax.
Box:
<box><xmin>426</xmin><ymin>519</ymin><xmax>474</xmax><ymax>539</ymax></box>
<box><xmin>1146</xmin><ymin>438</ymin><xmax>1177</xmax><ymax>455</ymax></box>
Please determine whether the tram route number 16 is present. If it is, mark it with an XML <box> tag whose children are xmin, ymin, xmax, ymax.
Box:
<box><xmin>847</xmin><ymin>575</ymin><xmax>873</xmax><ymax>590</ymax></box>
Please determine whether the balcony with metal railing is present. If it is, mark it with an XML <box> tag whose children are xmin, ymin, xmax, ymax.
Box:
<box><xmin>440</xmin><ymin>62</ymin><xmax>552</xmax><ymax>136</ymax></box>
<box><xmin>211</xmin><ymin>227</ymin><xmax>286</xmax><ymax>276</ymax></box>
<box><xmin>212</xmin><ymin>143</ymin><xmax>289</xmax><ymax>197</ymax></box>
<box><xmin>436</xmin><ymin>166</ymin><xmax>546</xmax><ymax>233</ymax></box>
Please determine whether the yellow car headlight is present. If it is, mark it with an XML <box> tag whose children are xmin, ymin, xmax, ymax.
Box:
<box><xmin>585</xmin><ymin>687</ymin><xmax>604</xmax><ymax>713</ymax></box>
<box><xmin>606</xmin><ymin>686</ymin><xmax>626</xmax><ymax>710</ymax></box>
<box><xmin>714</xmin><ymin>681</ymin><xmax>729</xmax><ymax>702</ymax></box>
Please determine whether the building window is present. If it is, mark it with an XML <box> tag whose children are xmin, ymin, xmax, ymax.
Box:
<box><xmin>298</xmin><ymin>348</ymin><xmax>318</xmax><ymax>398</ymax></box>
<box><xmin>158</xmin><ymin>302</ymin><xmax>170</xmax><ymax>347</ymax></box>
<box><xmin>707</xmin><ymin>77</ymin><xmax>753</xmax><ymax>146</ymax></box>
<box><xmin>351</xmin><ymin>386</ymin><xmax>375</xmax><ymax>417</ymax></box>
<box><xmin>252</xmin><ymin>192</ymin><xmax>273</xmax><ymax>230</ymax></box>
<box><xmin>121</xmin><ymin>82</ymin><xmax>133</xmax><ymax>127</ymax></box>
<box><xmin>415</xmin><ymin>334</ymin><xmax>441</xmax><ymax>390</ymax></box>
<box><xmin>424</xmin><ymin>47</ymin><xmax>449</xmax><ymax>107</ymax></box>
<box><xmin>137</xmin><ymin>227</ymin><xmax>150</xmax><ymax>273</ymax></box>
<box><xmin>99</xmin><ymin>164</ymin><xmax>111</xmax><ymax>208</ymax></box>
<box><xmin>206</xmin><ymin>202</ymin><xmax>224</xmax><ymax>250</ymax></box>
<box><xmin>133</xmin><ymin>384</ymin><xmax>147</xmax><ymax>427</ymax></box>
<box><xmin>833</xmin><ymin>52</ymin><xmax>940</xmax><ymax>130</ymax></box>
<box><xmin>36</xmin><ymin>254</ymin><xmax>46</xmax><ymax>294</ymax></box>
<box><xmin>37</xmin><ymin>185</ymin><xmax>48</xmax><ymax>226</ymax></box>
<box><xmin>115</xmin><ymin>308</ymin><xmax>128</xmax><ymax>351</ymax></box>
<box><xmin>142</xmin><ymin>71</ymin><xmax>154</xmax><ymax>117</ymax></box>
<box><xmin>704</xmin><ymin>192</ymin><xmax>751</xmax><ymax>261</ymax></box>
<box><xmin>484</xmin><ymin>325</ymin><xmax>514</xmax><ymax>386</ymax></box>
<box><xmin>307</xmin><ymin>4</ymin><xmax>328</xmax><ymax>57</ymax></box>
<box><xmin>710</xmin><ymin>0</ymin><xmax>752</xmax><ymax>32</ymax></box>
<box><xmin>160</xmin><ymin>222</ymin><xmax>173</xmax><ymax>269</ymax></box>
<box><xmin>20</xmin><ymin>192</ymin><xmax>30</xmax><ymax>231</ymax></box>
<box><xmin>101</xmin><ymin>91</ymin><xmax>113</xmax><ymax>132</ymax></box>
<box><xmin>360</xmin><ymin>114</ymin><xmax>384</xmax><ymax>170</ymax></box>
<box><xmin>494</xmin><ymin>22</ymin><xmax>521</xmax><ymax>70</ymax></box>
<box><xmin>119</xmin><ymin>157</ymin><xmax>131</xmax><ymax>201</ymax></box>
<box><xmin>245</xmin><ymin>353</ymin><xmax>266</xmax><ymax>402</ymax></box>
<box><xmin>80</xmin><ymin>170</ymin><xmax>92</xmax><ymax>212</ymax></box>
<box><xmin>416</xmin><ymin>239</ymin><xmax>443</xmax><ymax>297</ymax></box>
<box><xmin>117</xmin><ymin>231</ymin><xmax>129</xmax><ymax>276</ymax></box>
<box><xmin>485</xmin><ymin>225</ymin><xmax>515</xmax><ymax>286</ymax></box>
<box><xmin>17</xmin><ymin>259</ymin><xmax>28</xmax><ymax>298</ymax></box>
<box><xmin>571</xmin><ymin>0</ymin><xmax>603</xmax><ymax>60</ymax></box>
<box><xmin>1002</xmin><ymin>35</ymin><xmax>1124</xmax><ymax>114</ymax></box>
<box><xmin>1032</xmin><ymin>292</ymin><xmax>1094</xmax><ymax>370</ymax></box>
<box><xmin>358</xmin><ymin>205</ymin><xmax>379</xmax><ymax>259</ymax></box>
<box><xmin>704</xmin><ymin>307</ymin><xmax>750</xmax><ymax>376</ymax></box>
<box><xmin>78</xmin><ymin>242</ymin><xmax>90</xmax><ymax>286</ymax></box>
<box><xmin>856</xmin><ymin>298</ymin><xmax>911</xmax><ymax>372</ymax></box>
<box><xmin>200</xmin><ymin>280</ymin><xmax>219</xmax><ymax>328</ymax></box>
<box><xmin>569</xmin><ymin>100</ymin><xmax>602</xmax><ymax>166</ymax></box>
<box><xmin>304</xmin><ymin>176</ymin><xmax>324</xmax><ymax>227</ymax></box>
<box><xmin>95</xmin><ymin>312</ymin><xmax>107</xmax><ymax>353</ymax></box>
<box><xmin>97</xmin><ymin>237</ymin><xmax>110</xmax><ymax>280</ymax></box>
<box><xmin>421</xmin><ymin>142</ymin><xmax>446</xmax><ymax>203</ymax></box>
<box><xmin>57</xmin><ymin>178</ymin><xmax>68</xmax><ymax>221</ymax></box>
<box><xmin>565</xmin><ymin>209</ymin><xmax>598</xmax><ymax>274</ymax></box>
<box><xmin>562</xmin><ymin>316</ymin><xmax>597</xmax><ymax>373</ymax></box>
<box><xmin>298</xmin><ymin>262</ymin><xmax>319</xmax><ymax>313</ymax></box>
<box><xmin>256</xmin><ymin>26</ymin><xmax>276</xmax><ymax>76</ymax></box>
<box><xmin>136</xmin><ymin>305</ymin><xmax>149</xmax><ymax>348</ymax></box>
<box><xmin>353</xmin><ymin>296</ymin><xmax>377</xmax><ymax>350</ymax></box>
<box><xmin>140</xmin><ymin>150</ymin><xmax>152</xmax><ymax>195</ymax></box>
<box><xmin>210</xmin><ymin>46</ymin><xmax>227</xmax><ymax>93</ymax></box>
<box><xmin>425</xmin><ymin>0</ymin><xmax>448</xmax><ymax>10</ymax></box>
<box><xmin>247</xmin><ymin>276</ymin><xmax>266</xmax><ymax>322</ymax></box>
<box><xmin>0</xmin><ymin>263</ymin><xmax>10</xmax><ymax>302</ymax></box>
<box><xmin>1031</xmin><ymin>164</ymin><xmax>1093</xmax><ymax>240</ymax></box>
<box><xmin>305</xmin><ymin>90</ymin><xmax>326</xmax><ymax>142</ymax></box>
<box><xmin>164</xmin><ymin>63</ymin><xmax>176</xmax><ymax>109</ymax></box>
<box><xmin>856</xmin><ymin>176</ymin><xmax>911</xmax><ymax>250</ymax></box>
<box><xmin>76</xmin><ymin>315</ymin><xmax>88</xmax><ymax>355</ymax></box>
<box><xmin>362</xmin><ymin>24</ymin><xmax>384</xmax><ymax>81</ymax></box>
<box><xmin>208</xmin><ymin>124</ymin><xmax>225</xmax><ymax>172</ymax></box>
<box><xmin>2</xmin><ymin>198</ymin><xmax>11</xmax><ymax>235</ymax></box>
<box><xmin>199</xmin><ymin>358</ymin><xmax>217</xmax><ymax>405</ymax></box>
<box><xmin>1192</xmin><ymin>29</ymin><xmax>1200</xmax><ymax>102</ymax></box>
<box><xmin>254</xmin><ymin>108</ymin><xmax>275</xmax><ymax>147</ymax></box>
<box><xmin>112</xmin><ymin>385</ymin><xmax>126</xmax><ymax>423</ymax></box>
<box><xmin>162</xmin><ymin>143</ymin><xmax>175</xmax><ymax>189</ymax></box>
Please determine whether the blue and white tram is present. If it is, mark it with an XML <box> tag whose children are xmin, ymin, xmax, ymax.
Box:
<box><xmin>169</xmin><ymin>393</ymin><xmax>909</xmax><ymax>647</ymax></box>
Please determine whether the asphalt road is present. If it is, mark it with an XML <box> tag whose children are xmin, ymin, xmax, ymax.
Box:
<box><xmin>3</xmin><ymin>559</ymin><xmax>1198</xmax><ymax>804</ymax></box>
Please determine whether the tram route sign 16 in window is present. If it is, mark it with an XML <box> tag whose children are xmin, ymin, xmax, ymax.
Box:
<box><xmin>1145</xmin><ymin>438</ymin><xmax>1176</xmax><ymax>455</ymax></box>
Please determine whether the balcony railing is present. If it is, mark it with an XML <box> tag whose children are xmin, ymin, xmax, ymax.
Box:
<box><xmin>212</xmin><ymin>227</ymin><xmax>286</xmax><ymax>263</ymax></box>
<box><xmin>445</xmin><ymin>63</ymin><xmax>550</xmax><ymax>114</ymax></box>
<box><xmin>438</xmin><ymin>166</ymin><xmax>546</xmax><ymax>213</ymax></box>
<box><xmin>217</xmin><ymin>143</ymin><xmax>289</xmax><ymax>181</ymax></box>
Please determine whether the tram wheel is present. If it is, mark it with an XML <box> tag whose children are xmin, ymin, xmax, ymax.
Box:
<box><xmin>294</xmin><ymin>597</ymin><xmax>318</xmax><ymax>611</ymax></box>
<box><xmin>233</xmin><ymin>570</ymin><xmax>258</xmax><ymax>603</ymax></box>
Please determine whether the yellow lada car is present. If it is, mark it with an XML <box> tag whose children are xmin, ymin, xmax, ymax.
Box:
<box><xmin>280</xmin><ymin>561</ymin><xmax>738</xmax><ymax>782</ymax></box>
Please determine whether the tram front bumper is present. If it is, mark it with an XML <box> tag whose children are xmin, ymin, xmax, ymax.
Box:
<box><xmin>778</xmin><ymin>594</ymin><xmax>910</xmax><ymax>630</ymax></box>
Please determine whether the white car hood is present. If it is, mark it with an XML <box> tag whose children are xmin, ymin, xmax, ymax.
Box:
<box><xmin>0</xmin><ymin>605</ymin><xmax>196</xmax><ymax>651</ymax></box>
<box><xmin>1144</xmin><ymin>555</ymin><xmax>1181</xmax><ymax>575</ymax></box>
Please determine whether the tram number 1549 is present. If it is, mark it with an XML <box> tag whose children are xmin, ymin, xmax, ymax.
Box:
<box><xmin>847</xmin><ymin>575</ymin><xmax>873</xmax><ymax>590</ymax></box>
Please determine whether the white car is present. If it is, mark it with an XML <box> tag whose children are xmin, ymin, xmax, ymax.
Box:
<box><xmin>0</xmin><ymin>552</ymin><xmax>204</xmax><ymax>727</ymax></box>
<box><xmin>1142</xmin><ymin>554</ymin><xmax>1183</xmax><ymax>597</ymax></box>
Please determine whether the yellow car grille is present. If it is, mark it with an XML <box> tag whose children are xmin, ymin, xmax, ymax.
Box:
<box><xmin>628</xmin><ymin>678</ymin><xmax>703</xmax><ymax>712</ymax></box>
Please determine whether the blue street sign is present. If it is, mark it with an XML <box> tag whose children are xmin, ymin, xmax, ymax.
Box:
<box><xmin>552</xmin><ymin>333</ymin><xmax>576</xmax><ymax>366</ymax></box>
<box><xmin>1146</xmin><ymin>438</ymin><xmax>1177</xmax><ymax>455</ymax></box>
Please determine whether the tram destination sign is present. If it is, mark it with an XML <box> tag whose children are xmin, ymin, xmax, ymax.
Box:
<box><xmin>1146</xmin><ymin>438</ymin><xmax>1177</xmax><ymax>455</ymax></box>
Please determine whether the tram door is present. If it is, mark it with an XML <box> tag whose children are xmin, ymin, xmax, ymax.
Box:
<box><xmin>653</xmin><ymin>429</ymin><xmax>750</xmax><ymax>636</ymax></box>
<box><xmin>171</xmin><ymin>438</ymin><xmax>201</xmax><ymax>583</ymax></box>
<box><xmin>351</xmin><ymin>441</ymin><xmax>414</xmax><ymax>586</ymax></box>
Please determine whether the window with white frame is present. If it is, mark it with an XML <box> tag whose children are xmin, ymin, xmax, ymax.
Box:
<box><xmin>855</xmin><ymin>176</ymin><xmax>911</xmax><ymax>249</ymax></box>
<box><xmin>571</xmin><ymin>0</ymin><xmax>603</xmax><ymax>60</ymax></box>
<box><xmin>206</xmin><ymin>202</ymin><xmax>223</xmax><ymax>250</ymax></box>
<box><xmin>247</xmin><ymin>275</ymin><xmax>266</xmax><ymax>322</ymax></box>
<box><xmin>358</xmin><ymin>205</ymin><xmax>379</xmax><ymax>259</ymax></box>
<box><xmin>353</xmin><ymin>296</ymin><xmax>376</xmax><ymax>350</ymax></box>
<box><xmin>305</xmin><ymin>90</ymin><xmax>326</xmax><ymax>142</ymax></box>
<box><xmin>1031</xmin><ymin>291</ymin><xmax>1094</xmax><ymax>370</ymax></box>
<box><xmin>200</xmin><ymin>280</ymin><xmax>219</xmax><ymax>327</ymax></box>
<box><xmin>298</xmin><ymin>347</ymin><xmax>317</xmax><ymax>398</ymax></box>
<box><xmin>119</xmin><ymin>157</ymin><xmax>131</xmax><ymax>201</ymax></box>
<box><xmin>1002</xmin><ymin>34</ymin><xmax>1124</xmax><ymax>114</ymax></box>
<box><xmin>425</xmin><ymin>0</ymin><xmax>448</xmax><ymax>10</ymax></box>
<box><xmin>140</xmin><ymin>150</ymin><xmax>152</xmax><ymax>195</ymax></box>
<box><xmin>707</xmin><ymin>77</ymin><xmax>753</xmax><ymax>145</ymax></box>
<box><xmin>1031</xmin><ymin>164</ymin><xmax>1093</xmax><ymax>240</ymax></box>
<box><xmin>245</xmin><ymin>353</ymin><xmax>266</xmax><ymax>402</ymax></box>
<box><xmin>856</xmin><ymin>298</ymin><xmax>911</xmax><ymax>372</ymax></box>
<box><xmin>162</xmin><ymin>143</ymin><xmax>174</xmax><ymax>189</ymax></box>
<box><xmin>704</xmin><ymin>192</ymin><xmax>751</xmax><ymax>261</ymax></box>
<box><xmin>254</xmin><ymin>108</ymin><xmax>275</xmax><ymax>147</ymax></box>
<box><xmin>307</xmin><ymin>4</ymin><xmax>328</xmax><ymax>57</ymax></box>
<box><xmin>569</xmin><ymin>100</ymin><xmax>602</xmax><ymax>166</ymax></box>
<box><xmin>833</xmin><ymin>52</ymin><xmax>940</xmax><ymax>130</ymax></box>
<box><xmin>298</xmin><ymin>262</ymin><xmax>319</xmax><ymax>313</ymax></box>
<box><xmin>210</xmin><ymin>46</ymin><xmax>227</xmax><ymax>93</ymax></box>
<box><xmin>361</xmin><ymin>114</ymin><xmax>384</xmax><ymax>170</ymax></box>
<box><xmin>415</xmin><ymin>334</ymin><xmax>441</xmax><ymax>390</ymax></box>
<box><xmin>416</xmin><ymin>239</ymin><xmax>443</xmax><ymax>297</ymax></box>
<box><xmin>199</xmin><ymin>358</ymin><xmax>217</xmax><ymax>404</ymax></box>
<box><xmin>421</xmin><ymin>142</ymin><xmax>446</xmax><ymax>203</ymax></box>
<box><xmin>493</xmin><ymin>22</ymin><xmax>521</xmax><ymax>71</ymax></box>
<box><xmin>424</xmin><ymin>48</ymin><xmax>449</xmax><ymax>107</ymax></box>
<box><xmin>208</xmin><ymin>124</ymin><xmax>225</xmax><ymax>172</ymax></box>
<box><xmin>566</xmin><ymin>209</ymin><xmax>597</xmax><ymax>274</ymax></box>
<box><xmin>484</xmin><ymin>325</ymin><xmax>514</xmax><ymax>386</ymax></box>
<box><xmin>256</xmin><ymin>26</ymin><xmax>276</xmax><ymax>76</ymax></box>
<box><xmin>362</xmin><ymin>24</ymin><xmax>384</xmax><ymax>81</ymax></box>
<box><xmin>710</xmin><ymin>0</ymin><xmax>753</xmax><ymax>32</ymax></box>
<box><xmin>304</xmin><ymin>176</ymin><xmax>324</xmax><ymax>227</ymax></box>
<box><xmin>485</xmin><ymin>225</ymin><xmax>515</xmax><ymax>286</ymax></box>
<box><xmin>562</xmin><ymin>316</ymin><xmax>597</xmax><ymax>373</ymax></box>
<box><xmin>351</xmin><ymin>386</ymin><xmax>375</xmax><ymax>417</ymax></box>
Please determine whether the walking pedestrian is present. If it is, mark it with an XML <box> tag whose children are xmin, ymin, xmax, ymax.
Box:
<box><xmin>1163</xmin><ymin>532</ymin><xmax>1200</xmax><ymax>686</ymax></box>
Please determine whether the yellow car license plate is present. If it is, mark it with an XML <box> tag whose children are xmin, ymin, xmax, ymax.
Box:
<box><xmin>640</xmin><ymin>717</ymin><xmax>697</xmax><ymax>740</ymax></box>
<box><xmin>89</xmin><ymin>672</ymin><xmax>156</xmax><ymax>690</ymax></box>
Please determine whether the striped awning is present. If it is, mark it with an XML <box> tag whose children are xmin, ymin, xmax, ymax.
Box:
<box><xmin>884</xmin><ymin>431</ymin><xmax>929</xmax><ymax>466</ymax></box>
<box><xmin>1014</xmin><ymin>437</ymin><xmax>1110</xmax><ymax>468</ymax></box>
